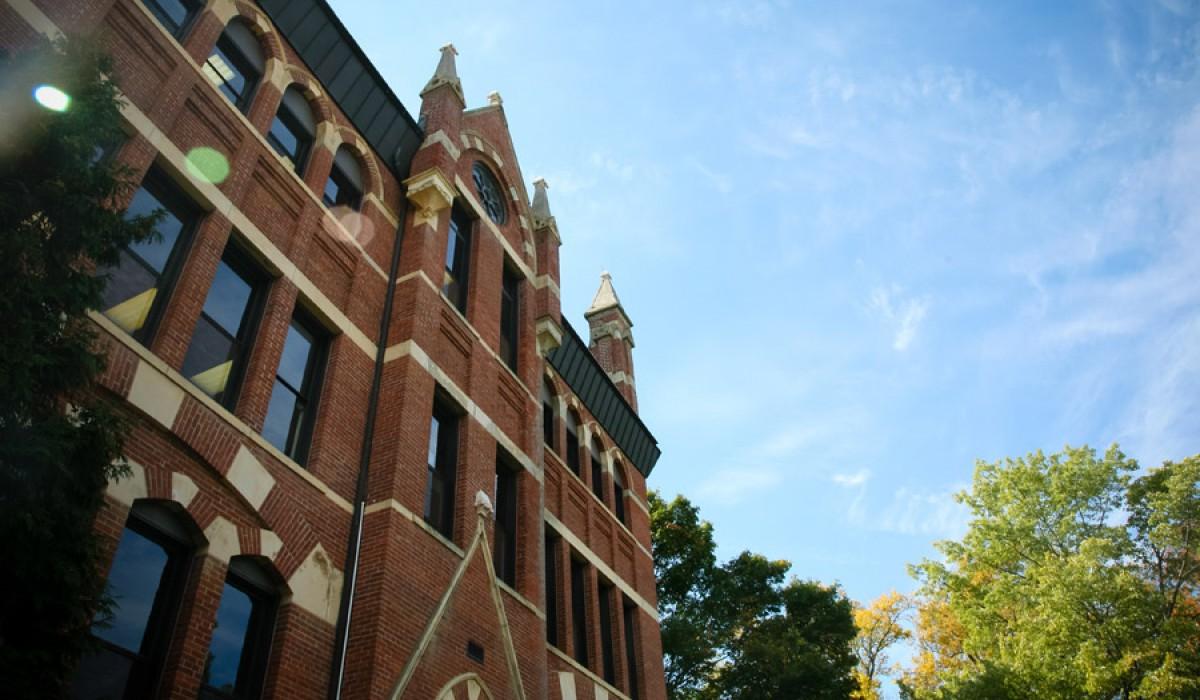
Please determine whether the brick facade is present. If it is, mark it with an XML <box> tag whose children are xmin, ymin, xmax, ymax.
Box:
<box><xmin>2</xmin><ymin>0</ymin><xmax>665</xmax><ymax>698</ymax></box>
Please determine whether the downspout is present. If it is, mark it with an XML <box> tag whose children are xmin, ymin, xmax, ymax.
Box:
<box><xmin>327</xmin><ymin>184</ymin><xmax>409</xmax><ymax>700</ymax></box>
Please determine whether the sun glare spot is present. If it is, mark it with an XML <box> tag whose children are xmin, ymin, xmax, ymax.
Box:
<box><xmin>33</xmin><ymin>84</ymin><xmax>70</xmax><ymax>112</ymax></box>
<box><xmin>185</xmin><ymin>146</ymin><xmax>230</xmax><ymax>184</ymax></box>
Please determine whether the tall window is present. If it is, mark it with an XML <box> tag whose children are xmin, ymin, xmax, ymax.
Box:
<box><xmin>442</xmin><ymin>206</ymin><xmax>471</xmax><ymax>314</ymax></box>
<box><xmin>598</xmin><ymin>580</ymin><xmax>617</xmax><ymax>685</ymax></box>
<box><xmin>71</xmin><ymin>502</ymin><xmax>195</xmax><ymax>700</ymax></box>
<box><xmin>142</xmin><ymin>0</ymin><xmax>200</xmax><ymax>38</ymax></box>
<box><xmin>181</xmin><ymin>242</ymin><xmax>267</xmax><ymax>408</ymax></box>
<box><xmin>613</xmin><ymin>465</ymin><xmax>628</xmax><ymax>527</ymax></box>
<box><xmin>499</xmin><ymin>265</ymin><xmax>519</xmax><ymax>371</ymax></box>
<box><xmin>262</xmin><ymin>311</ymin><xmax>327</xmax><ymax>465</ymax></box>
<box><xmin>267</xmin><ymin>86</ymin><xmax>316</xmax><ymax>174</ymax></box>
<box><xmin>493</xmin><ymin>451</ymin><xmax>518</xmax><ymax>587</ymax></box>
<box><xmin>323</xmin><ymin>146</ymin><xmax>363</xmax><ymax>211</ymax></box>
<box><xmin>424</xmin><ymin>399</ymin><xmax>459</xmax><ymax>538</ymax></box>
<box><xmin>101</xmin><ymin>168</ymin><xmax>198</xmax><ymax>342</ymax></box>
<box><xmin>545</xmin><ymin>529</ymin><xmax>560</xmax><ymax>649</ymax></box>
<box><xmin>541</xmin><ymin>379</ymin><xmax>557</xmax><ymax>451</ymax></box>
<box><xmin>200</xmin><ymin>558</ymin><xmax>279</xmax><ymax>700</ymax></box>
<box><xmin>590</xmin><ymin>439</ymin><xmax>606</xmax><ymax>505</ymax></box>
<box><xmin>202</xmin><ymin>20</ymin><xmax>264</xmax><ymax>113</ymax></box>
<box><xmin>623</xmin><ymin>598</ymin><xmax>640</xmax><ymax>700</ymax></box>
<box><xmin>565</xmin><ymin>411</ymin><xmax>581</xmax><ymax>477</ymax></box>
<box><xmin>570</xmin><ymin>557</ymin><xmax>589</xmax><ymax>667</ymax></box>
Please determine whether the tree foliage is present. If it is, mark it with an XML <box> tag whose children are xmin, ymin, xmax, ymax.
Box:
<box><xmin>852</xmin><ymin>591</ymin><xmax>912</xmax><ymax>699</ymax></box>
<box><xmin>906</xmin><ymin>445</ymin><xmax>1200</xmax><ymax>699</ymax></box>
<box><xmin>0</xmin><ymin>39</ymin><xmax>155</xmax><ymax>696</ymax></box>
<box><xmin>650</xmin><ymin>491</ymin><xmax>858</xmax><ymax>699</ymax></box>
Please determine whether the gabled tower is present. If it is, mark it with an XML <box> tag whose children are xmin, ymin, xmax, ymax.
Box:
<box><xmin>585</xmin><ymin>272</ymin><xmax>638</xmax><ymax>410</ymax></box>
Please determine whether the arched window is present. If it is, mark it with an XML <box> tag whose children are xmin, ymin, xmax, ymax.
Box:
<box><xmin>71</xmin><ymin>501</ymin><xmax>201</xmax><ymax>699</ymax></box>
<box><xmin>203</xmin><ymin>19</ymin><xmax>265</xmax><ymax>113</ymax></box>
<box><xmin>612</xmin><ymin>462</ymin><xmax>628</xmax><ymax>527</ymax></box>
<box><xmin>564</xmin><ymin>410</ymin><xmax>581</xmax><ymax>477</ymax></box>
<box><xmin>268</xmin><ymin>86</ymin><xmax>316</xmax><ymax>174</ymax></box>
<box><xmin>200</xmin><ymin>557</ymin><xmax>282</xmax><ymax>700</ymax></box>
<box><xmin>323</xmin><ymin>146</ymin><xmax>364</xmax><ymax>211</ymax></box>
<box><xmin>590</xmin><ymin>436</ymin><xmax>606</xmax><ymax>505</ymax></box>
<box><xmin>541</xmin><ymin>378</ymin><xmax>557</xmax><ymax>451</ymax></box>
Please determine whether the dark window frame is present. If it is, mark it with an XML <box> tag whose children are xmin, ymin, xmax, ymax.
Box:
<box><xmin>73</xmin><ymin>503</ymin><xmax>195</xmax><ymax>700</ymax></box>
<box><xmin>199</xmin><ymin>560</ymin><xmax>279</xmax><ymax>700</ymax></box>
<box><xmin>181</xmin><ymin>241</ymin><xmax>269</xmax><ymax>410</ymax></box>
<box><xmin>204</xmin><ymin>24</ymin><xmax>263</xmax><ymax>113</ymax></box>
<box><xmin>598</xmin><ymin>580</ymin><xmax>617</xmax><ymax>685</ymax></box>
<box><xmin>493</xmin><ymin>451</ymin><xmax>519</xmax><ymax>588</ymax></box>
<box><xmin>102</xmin><ymin>166</ymin><xmax>201</xmax><ymax>346</ymax></box>
<box><xmin>442</xmin><ymin>205</ymin><xmax>472</xmax><ymax>315</ymax></box>
<box><xmin>542</xmin><ymin>379</ymin><xmax>557</xmax><ymax>451</ymax></box>
<box><xmin>142</xmin><ymin>0</ymin><xmax>201</xmax><ymax>39</ymax></box>
<box><xmin>471</xmin><ymin>161</ymin><xmax>507</xmax><ymax>225</ymax></box>
<box><xmin>565</xmin><ymin>413</ymin><xmax>581</xmax><ymax>477</ymax></box>
<box><xmin>267</xmin><ymin>91</ymin><xmax>315</xmax><ymax>175</ymax></box>
<box><xmin>591</xmin><ymin>447</ymin><xmax>606</xmax><ymax>505</ymax></box>
<box><xmin>570</xmin><ymin>557</ymin><xmax>589</xmax><ymax>667</ymax></box>
<box><xmin>322</xmin><ymin>151</ymin><xmax>364</xmax><ymax>211</ymax></box>
<box><xmin>424</xmin><ymin>396</ymin><xmax>461</xmax><ymax>539</ymax></box>
<box><xmin>499</xmin><ymin>264</ymin><xmax>520</xmax><ymax>372</ymax></box>
<box><xmin>544</xmin><ymin>530</ymin><xmax>561</xmax><ymax>649</ymax></box>
<box><xmin>263</xmin><ymin>308</ymin><xmax>328</xmax><ymax>466</ymax></box>
<box><xmin>613</xmin><ymin>466</ymin><xmax>628</xmax><ymax>527</ymax></box>
<box><xmin>623</xmin><ymin>598</ymin><xmax>640</xmax><ymax>700</ymax></box>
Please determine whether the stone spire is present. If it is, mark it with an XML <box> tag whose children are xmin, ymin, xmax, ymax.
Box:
<box><xmin>587</xmin><ymin>271</ymin><xmax>622</xmax><ymax>317</ymax></box>
<box><xmin>421</xmin><ymin>43</ymin><xmax>464</xmax><ymax>103</ymax></box>
<box><xmin>585</xmin><ymin>272</ymin><xmax>638</xmax><ymax>410</ymax></box>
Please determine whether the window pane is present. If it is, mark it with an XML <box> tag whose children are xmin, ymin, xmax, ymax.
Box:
<box><xmin>203</xmin><ymin>44</ymin><xmax>247</xmax><ymax>106</ymax></box>
<box><xmin>202</xmin><ymin>582</ymin><xmax>254</xmax><ymax>694</ymax></box>
<box><xmin>624</xmin><ymin>602</ymin><xmax>640</xmax><ymax>699</ymax></box>
<box><xmin>204</xmin><ymin>259</ymin><xmax>254</xmax><ymax>336</ymax></box>
<box><xmin>94</xmin><ymin>528</ymin><xmax>171</xmax><ymax>653</ymax></box>
<box><xmin>571</xmin><ymin>559</ymin><xmax>588</xmax><ymax>666</ymax></box>
<box><xmin>182</xmin><ymin>315</ymin><xmax>235</xmax><ymax>399</ymax></box>
<box><xmin>599</xmin><ymin>583</ymin><xmax>616</xmax><ymax>684</ymax></box>
<box><xmin>277</xmin><ymin>322</ymin><xmax>314</xmax><ymax>389</ymax></box>
<box><xmin>143</xmin><ymin>0</ymin><xmax>197</xmax><ymax>35</ymax></box>
<box><xmin>268</xmin><ymin>117</ymin><xmax>301</xmax><ymax>164</ymax></box>
<box><xmin>262</xmin><ymin>381</ymin><xmax>301</xmax><ymax>453</ymax></box>
<box><xmin>182</xmin><ymin>252</ymin><xmax>260</xmax><ymax>403</ymax></box>
<box><xmin>322</xmin><ymin>176</ymin><xmax>340</xmax><ymax>207</ymax></box>
<box><xmin>126</xmin><ymin>186</ymin><xmax>184</xmax><ymax>273</ymax></box>
<box><xmin>592</xmin><ymin>457</ymin><xmax>604</xmax><ymax>503</ymax></box>
<box><xmin>545</xmin><ymin>533</ymin><xmax>560</xmax><ymax>648</ymax></box>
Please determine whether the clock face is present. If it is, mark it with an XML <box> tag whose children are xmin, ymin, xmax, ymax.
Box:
<box><xmin>472</xmin><ymin>161</ymin><xmax>507</xmax><ymax>225</ymax></box>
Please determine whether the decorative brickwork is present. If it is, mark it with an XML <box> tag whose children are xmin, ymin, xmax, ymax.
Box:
<box><xmin>2</xmin><ymin>0</ymin><xmax>664</xmax><ymax>697</ymax></box>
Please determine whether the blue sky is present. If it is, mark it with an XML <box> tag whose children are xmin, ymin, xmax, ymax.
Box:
<box><xmin>331</xmin><ymin>0</ymin><xmax>1200</xmax><ymax>609</ymax></box>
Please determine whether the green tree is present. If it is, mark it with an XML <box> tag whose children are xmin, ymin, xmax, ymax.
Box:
<box><xmin>711</xmin><ymin>579</ymin><xmax>858</xmax><ymax>700</ymax></box>
<box><xmin>908</xmin><ymin>445</ymin><xmax>1200</xmax><ymax>699</ymax></box>
<box><xmin>651</xmin><ymin>491</ymin><xmax>858</xmax><ymax>699</ymax></box>
<box><xmin>0</xmin><ymin>39</ymin><xmax>156</xmax><ymax>696</ymax></box>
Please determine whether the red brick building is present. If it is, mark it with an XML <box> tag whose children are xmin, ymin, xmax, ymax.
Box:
<box><xmin>1</xmin><ymin>1</ymin><xmax>665</xmax><ymax>698</ymax></box>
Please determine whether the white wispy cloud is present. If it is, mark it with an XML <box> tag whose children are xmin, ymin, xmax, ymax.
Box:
<box><xmin>832</xmin><ymin>469</ymin><xmax>871</xmax><ymax>488</ymax></box>
<box><xmin>878</xmin><ymin>487</ymin><xmax>969</xmax><ymax>538</ymax></box>
<box><xmin>869</xmin><ymin>286</ymin><xmax>931</xmax><ymax>351</ymax></box>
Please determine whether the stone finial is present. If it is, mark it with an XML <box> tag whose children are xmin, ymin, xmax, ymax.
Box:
<box><xmin>487</xmin><ymin>91</ymin><xmax>503</xmax><ymax>106</ymax></box>
<box><xmin>586</xmin><ymin>271</ymin><xmax>622</xmax><ymax>317</ymax></box>
<box><xmin>421</xmin><ymin>43</ymin><xmax>464</xmax><ymax>101</ymax></box>
<box><xmin>531</xmin><ymin>178</ymin><xmax>551</xmax><ymax>219</ymax></box>
<box><xmin>474</xmin><ymin>489</ymin><xmax>494</xmax><ymax>519</ymax></box>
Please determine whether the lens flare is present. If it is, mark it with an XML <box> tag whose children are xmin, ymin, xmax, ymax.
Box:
<box><xmin>33</xmin><ymin>84</ymin><xmax>70</xmax><ymax>112</ymax></box>
<box><xmin>185</xmin><ymin>147</ymin><xmax>230</xmax><ymax>185</ymax></box>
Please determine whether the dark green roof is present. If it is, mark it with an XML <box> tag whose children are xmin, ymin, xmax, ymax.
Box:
<box><xmin>257</xmin><ymin>0</ymin><xmax>424</xmax><ymax>176</ymax></box>
<box><xmin>549</xmin><ymin>321</ymin><xmax>661</xmax><ymax>477</ymax></box>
